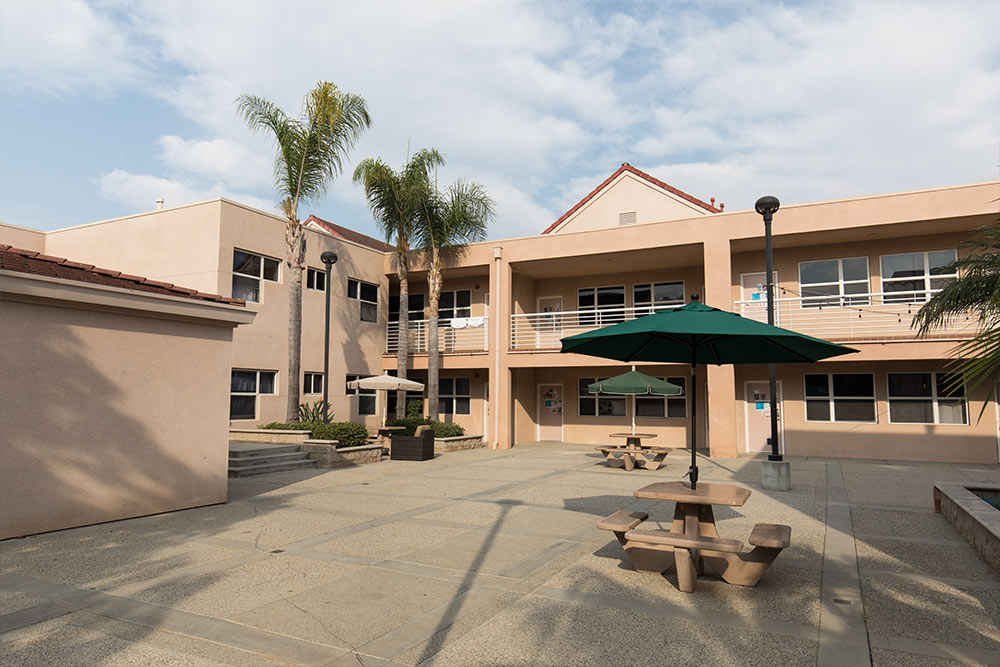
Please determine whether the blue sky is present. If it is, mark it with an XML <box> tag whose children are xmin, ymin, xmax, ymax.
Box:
<box><xmin>2</xmin><ymin>1</ymin><xmax>999</xmax><ymax>240</ymax></box>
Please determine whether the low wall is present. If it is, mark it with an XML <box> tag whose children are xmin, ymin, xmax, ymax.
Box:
<box><xmin>301</xmin><ymin>441</ymin><xmax>382</xmax><ymax>468</ymax></box>
<box><xmin>934</xmin><ymin>482</ymin><xmax>1000</xmax><ymax>572</ymax></box>
<box><xmin>436</xmin><ymin>435</ymin><xmax>484</xmax><ymax>452</ymax></box>
<box><xmin>230</xmin><ymin>429</ymin><xmax>309</xmax><ymax>445</ymax></box>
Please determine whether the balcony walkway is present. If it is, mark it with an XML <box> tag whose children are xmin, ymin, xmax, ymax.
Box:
<box><xmin>1</xmin><ymin>445</ymin><xmax>997</xmax><ymax>666</ymax></box>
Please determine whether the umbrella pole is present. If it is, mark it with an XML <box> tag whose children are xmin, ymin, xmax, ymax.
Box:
<box><xmin>631</xmin><ymin>395</ymin><xmax>635</xmax><ymax>435</ymax></box>
<box><xmin>688</xmin><ymin>361</ymin><xmax>698</xmax><ymax>489</ymax></box>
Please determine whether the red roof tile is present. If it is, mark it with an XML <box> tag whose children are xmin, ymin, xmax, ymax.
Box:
<box><xmin>541</xmin><ymin>163</ymin><xmax>722</xmax><ymax>235</ymax></box>
<box><xmin>0</xmin><ymin>245</ymin><xmax>245</xmax><ymax>306</ymax></box>
<box><xmin>304</xmin><ymin>215</ymin><xmax>395</xmax><ymax>253</ymax></box>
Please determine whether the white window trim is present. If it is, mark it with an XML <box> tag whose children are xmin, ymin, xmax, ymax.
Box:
<box><xmin>303</xmin><ymin>372</ymin><xmax>324</xmax><ymax>395</ymax></box>
<box><xmin>879</xmin><ymin>250</ymin><xmax>958</xmax><ymax>302</ymax></box>
<box><xmin>389</xmin><ymin>293</ymin><xmax>424</xmax><ymax>322</ymax></box>
<box><xmin>633</xmin><ymin>281</ymin><xmax>685</xmax><ymax>315</ymax></box>
<box><xmin>348</xmin><ymin>278</ymin><xmax>379</xmax><ymax>323</ymax></box>
<box><xmin>803</xmin><ymin>373</ymin><xmax>877</xmax><ymax>424</ymax></box>
<box><xmin>232</xmin><ymin>249</ymin><xmax>281</xmax><ymax>304</ymax></box>
<box><xmin>439</xmin><ymin>289</ymin><xmax>472</xmax><ymax>320</ymax></box>
<box><xmin>306</xmin><ymin>267</ymin><xmax>326</xmax><ymax>292</ymax></box>
<box><xmin>230</xmin><ymin>369</ymin><xmax>277</xmax><ymax>420</ymax></box>
<box><xmin>577</xmin><ymin>376</ymin><xmax>627</xmax><ymax>418</ymax></box>
<box><xmin>634</xmin><ymin>376</ymin><xmax>688</xmax><ymax>419</ymax></box>
<box><xmin>797</xmin><ymin>257</ymin><xmax>870</xmax><ymax>305</ymax></box>
<box><xmin>440</xmin><ymin>377</ymin><xmax>472</xmax><ymax>415</ymax></box>
<box><xmin>887</xmin><ymin>372</ymin><xmax>968</xmax><ymax>425</ymax></box>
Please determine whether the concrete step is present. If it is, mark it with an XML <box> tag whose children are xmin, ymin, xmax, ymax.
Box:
<box><xmin>228</xmin><ymin>442</ymin><xmax>301</xmax><ymax>458</ymax></box>
<box><xmin>227</xmin><ymin>457</ymin><xmax>317</xmax><ymax>477</ymax></box>
<box><xmin>229</xmin><ymin>451</ymin><xmax>311</xmax><ymax>466</ymax></box>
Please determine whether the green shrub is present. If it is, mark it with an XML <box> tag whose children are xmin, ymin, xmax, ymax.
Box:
<box><xmin>310</xmin><ymin>422</ymin><xmax>369</xmax><ymax>448</ymax></box>
<box><xmin>260</xmin><ymin>421</ymin><xmax>321</xmax><ymax>431</ymax></box>
<box><xmin>384</xmin><ymin>418</ymin><xmax>465</xmax><ymax>438</ymax></box>
<box><xmin>298</xmin><ymin>401</ymin><xmax>334</xmax><ymax>423</ymax></box>
<box><xmin>405</xmin><ymin>398</ymin><xmax>423</xmax><ymax>418</ymax></box>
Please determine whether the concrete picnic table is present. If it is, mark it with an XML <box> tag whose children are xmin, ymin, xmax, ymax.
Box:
<box><xmin>595</xmin><ymin>437</ymin><xmax>669</xmax><ymax>471</ymax></box>
<box><xmin>609</xmin><ymin>432</ymin><xmax>657</xmax><ymax>448</ymax></box>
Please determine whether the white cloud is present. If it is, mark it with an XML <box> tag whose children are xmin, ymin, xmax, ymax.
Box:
<box><xmin>156</xmin><ymin>136</ymin><xmax>272</xmax><ymax>190</ymax></box>
<box><xmin>97</xmin><ymin>169</ymin><xmax>275</xmax><ymax>215</ymax></box>
<box><xmin>0</xmin><ymin>0</ymin><xmax>146</xmax><ymax>95</ymax></box>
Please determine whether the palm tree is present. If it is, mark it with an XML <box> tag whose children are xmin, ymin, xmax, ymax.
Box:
<box><xmin>914</xmin><ymin>222</ymin><xmax>1000</xmax><ymax>418</ymax></box>
<box><xmin>415</xmin><ymin>172</ymin><xmax>495</xmax><ymax>419</ymax></box>
<box><xmin>353</xmin><ymin>149</ymin><xmax>442</xmax><ymax>418</ymax></box>
<box><xmin>237</xmin><ymin>81</ymin><xmax>371</xmax><ymax>422</ymax></box>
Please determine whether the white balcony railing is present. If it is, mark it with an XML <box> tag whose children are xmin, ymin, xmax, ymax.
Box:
<box><xmin>734</xmin><ymin>292</ymin><xmax>977</xmax><ymax>342</ymax></box>
<box><xmin>510</xmin><ymin>305</ymin><xmax>681</xmax><ymax>351</ymax></box>
<box><xmin>386</xmin><ymin>317</ymin><xmax>489</xmax><ymax>354</ymax></box>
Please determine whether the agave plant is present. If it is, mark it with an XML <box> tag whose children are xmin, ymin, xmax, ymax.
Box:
<box><xmin>298</xmin><ymin>401</ymin><xmax>334</xmax><ymax>423</ymax></box>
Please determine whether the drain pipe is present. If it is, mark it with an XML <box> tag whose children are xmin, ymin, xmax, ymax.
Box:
<box><xmin>493</xmin><ymin>246</ymin><xmax>502</xmax><ymax>449</ymax></box>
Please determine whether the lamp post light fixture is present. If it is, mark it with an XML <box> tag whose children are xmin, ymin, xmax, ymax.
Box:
<box><xmin>320</xmin><ymin>250</ymin><xmax>338</xmax><ymax>423</ymax></box>
<box><xmin>755</xmin><ymin>195</ymin><xmax>790</xmax><ymax>490</ymax></box>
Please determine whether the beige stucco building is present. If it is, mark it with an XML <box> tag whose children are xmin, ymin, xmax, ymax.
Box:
<box><xmin>3</xmin><ymin>164</ymin><xmax>999</xmax><ymax>464</ymax></box>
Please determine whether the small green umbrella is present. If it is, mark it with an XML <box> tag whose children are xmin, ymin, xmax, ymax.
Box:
<box><xmin>562</xmin><ymin>297</ymin><xmax>858</xmax><ymax>488</ymax></box>
<box><xmin>587</xmin><ymin>367</ymin><xmax>682</xmax><ymax>436</ymax></box>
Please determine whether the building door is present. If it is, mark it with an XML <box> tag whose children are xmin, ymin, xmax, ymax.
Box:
<box><xmin>744</xmin><ymin>381</ymin><xmax>784</xmax><ymax>454</ymax></box>
<box><xmin>536</xmin><ymin>296</ymin><xmax>562</xmax><ymax>348</ymax></box>
<box><xmin>537</xmin><ymin>384</ymin><xmax>563</xmax><ymax>441</ymax></box>
<box><xmin>740</xmin><ymin>272</ymin><xmax>779</xmax><ymax>324</ymax></box>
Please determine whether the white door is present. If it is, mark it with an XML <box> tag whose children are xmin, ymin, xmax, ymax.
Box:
<box><xmin>537</xmin><ymin>384</ymin><xmax>563</xmax><ymax>441</ymax></box>
<box><xmin>740</xmin><ymin>272</ymin><xmax>779</xmax><ymax>324</ymax></box>
<box><xmin>744</xmin><ymin>381</ymin><xmax>784</xmax><ymax>453</ymax></box>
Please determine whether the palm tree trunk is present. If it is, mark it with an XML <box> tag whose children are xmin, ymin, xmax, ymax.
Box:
<box><xmin>395</xmin><ymin>253</ymin><xmax>410</xmax><ymax>419</ymax></box>
<box><xmin>427</xmin><ymin>256</ymin><xmax>442</xmax><ymax>419</ymax></box>
<box><xmin>286</xmin><ymin>221</ymin><xmax>306</xmax><ymax>422</ymax></box>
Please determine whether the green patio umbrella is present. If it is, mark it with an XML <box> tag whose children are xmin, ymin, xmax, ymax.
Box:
<box><xmin>562</xmin><ymin>296</ymin><xmax>858</xmax><ymax>488</ymax></box>
<box><xmin>587</xmin><ymin>366</ymin><xmax>683</xmax><ymax>436</ymax></box>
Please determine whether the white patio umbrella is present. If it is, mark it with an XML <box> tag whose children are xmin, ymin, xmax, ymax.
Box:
<box><xmin>346</xmin><ymin>373</ymin><xmax>425</xmax><ymax>426</ymax></box>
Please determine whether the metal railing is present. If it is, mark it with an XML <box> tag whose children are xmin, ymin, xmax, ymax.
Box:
<box><xmin>734</xmin><ymin>291</ymin><xmax>977</xmax><ymax>341</ymax></box>
<box><xmin>386</xmin><ymin>317</ymin><xmax>489</xmax><ymax>354</ymax></box>
<box><xmin>510</xmin><ymin>304</ymin><xmax>681</xmax><ymax>351</ymax></box>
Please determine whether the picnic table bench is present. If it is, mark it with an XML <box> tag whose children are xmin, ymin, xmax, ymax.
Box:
<box><xmin>597</xmin><ymin>482</ymin><xmax>791</xmax><ymax>592</ymax></box>
<box><xmin>595</xmin><ymin>446</ymin><xmax>669</xmax><ymax>471</ymax></box>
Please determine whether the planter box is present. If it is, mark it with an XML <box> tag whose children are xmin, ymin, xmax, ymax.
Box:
<box><xmin>390</xmin><ymin>431</ymin><xmax>435</xmax><ymax>461</ymax></box>
<box><xmin>301</xmin><ymin>441</ymin><xmax>382</xmax><ymax>469</ymax></box>
<box><xmin>435</xmin><ymin>435</ymin><xmax>484</xmax><ymax>452</ymax></box>
<box><xmin>230</xmin><ymin>429</ymin><xmax>309</xmax><ymax>445</ymax></box>
<box><xmin>934</xmin><ymin>482</ymin><xmax>1000</xmax><ymax>572</ymax></box>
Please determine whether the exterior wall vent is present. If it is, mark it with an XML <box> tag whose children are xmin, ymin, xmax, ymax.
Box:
<box><xmin>619</xmin><ymin>211</ymin><xmax>637</xmax><ymax>226</ymax></box>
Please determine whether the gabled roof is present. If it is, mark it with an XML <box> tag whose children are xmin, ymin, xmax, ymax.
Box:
<box><xmin>541</xmin><ymin>163</ymin><xmax>722</xmax><ymax>235</ymax></box>
<box><xmin>0</xmin><ymin>245</ymin><xmax>245</xmax><ymax>305</ymax></box>
<box><xmin>303</xmin><ymin>215</ymin><xmax>395</xmax><ymax>253</ymax></box>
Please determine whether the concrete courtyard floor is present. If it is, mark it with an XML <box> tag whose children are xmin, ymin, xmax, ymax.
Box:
<box><xmin>1</xmin><ymin>444</ymin><xmax>998</xmax><ymax>666</ymax></box>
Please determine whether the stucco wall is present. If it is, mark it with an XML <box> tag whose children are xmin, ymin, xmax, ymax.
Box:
<box><xmin>0</xmin><ymin>298</ymin><xmax>238</xmax><ymax>540</ymax></box>
<box><xmin>0</xmin><ymin>222</ymin><xmax>46</xmax><ymax>252</ymax></box>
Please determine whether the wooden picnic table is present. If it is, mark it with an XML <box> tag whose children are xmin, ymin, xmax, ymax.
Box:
<box><xmin>609</xmin><ymin>432</ymin><xmax>657</xmax><ymax>449</ymax></box>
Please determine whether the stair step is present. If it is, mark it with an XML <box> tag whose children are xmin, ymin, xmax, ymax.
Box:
<box><xmin>229</xmin><ymin>442</ymin><xmax>301</xmax><ymax>458</ymax></box>
<box><xmin>228</xmin><ymin>451</ymin><xmax>310</xmax><ymax>466</ymax></box>
<box><xmin>227</xmin><ymin>460</ymin><xmax>318</xmax><ymax>478</ymax></box>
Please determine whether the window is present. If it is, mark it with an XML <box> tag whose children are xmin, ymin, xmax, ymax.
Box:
<box><xmin>232</xmin><ymin>249</ymin><xmax>280</xmax><ymax>303</ymax></box>
<box><xmin>306</xmin><ymin>267</ymin><xmax>326</xmax><ymax>292</ymax></box>
<box><xmin>578</xmin><ymin>286</ymin><xmax>625</xmax><ymax>325</ymax></box>
<box><xmin>634</xmin><ymin>377</ymin><xmax>688</xmax><ymax>418</ymax></box>
<box><xmin>347</xmin><ymin>279</ymin><xmax>379</xmax><ymax>323</ymax></box>
<box><xmin>799</xmin><ymin>258</ymin><xmax>869</xmax><ymax>307</ymax></box>
<box><xmin>346</xmin><ymin>374</ymin><xmax>376</xmax><ymax>415</ymax></box>
<box><xmin>389</xmin><ymin>293</ymin><xmax>425</xmax><ymax>322</ymax></box>
<box><xmin>578</xmin><ymin>377</ymin><xmax>626</xmax><ymax>417</ymax></box>
<box><xmin>439</xmin><ymin>289</ymin><xmax>471</xmax><ymax>320</ymax></box>
<box><xmin>633</xmin><ymin>282</ymin><xmax>684</xmax><ymax>316</ymax></box>
<box><xmin>880</xmin><ymin>250</ymin><xmax>957</xmax><ymax>303</ymax></box>
<box><xmin>387</xmin><ymin>388</ymin><xmax>424</xmax><ymax>416</ymax></box>
<box><xmin>230</xmin><ymin>369</ymin><xmax>276</xmax><ymax>420</ymax></box>
<box><xmin>804</xmin><ymin>373</ymin><xmax>876</xmax><ymax>423</ymax></box>
<box><xmin>888</xmin><ymin>372</ymin><xmax>967</xmax><ymax>424</ymax></box>
<box><xmin>304</xmin><ymin>372</ymin><xmax>324</xmax><ymax>395</ymax></box>
<box><xmin>440</xmin><ymin>377</ymin><xmax>471</xmax><ymax>415</ymax></box>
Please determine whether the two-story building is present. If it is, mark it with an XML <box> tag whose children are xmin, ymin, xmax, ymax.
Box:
<box><xmin>4</xmin><ymin>164</ymin><xmax>998</xmax><ymax>463</ymax></box>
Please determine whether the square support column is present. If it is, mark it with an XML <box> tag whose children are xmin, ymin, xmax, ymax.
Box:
<box><xmin>488</xmin><ymin>249</ymin><xmax>513</xmax><ymax>448</ymax></box>
<box><xmin>703</xmin><ymin>238</ymin><xmax>740</xmax><ymax>458</ymax></box>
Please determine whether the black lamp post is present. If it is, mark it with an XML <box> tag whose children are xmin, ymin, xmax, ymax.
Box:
<box><xmin>320</xmin><ymin>250</ymin><xmax>338</xmax><ymax>423</ymax></box>
<box><xmin>754</xmin><ymin>196</ymin><xmax>782</xmax><ymax>461</ymax></box>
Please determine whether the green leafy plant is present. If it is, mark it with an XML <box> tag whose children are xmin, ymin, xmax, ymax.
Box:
<box><xmin>384</xmin><ymin>417</ymin><xmax>465</xmax><ymax>437</ymax></box>
<box><xmin>405</xmin><ymin>398</ymin><xmax>423</xmax><ymax>418</ymax></box>
<box><xmin>298</xmin><ymin>401</ymin><xmax>334</xmax><ymax>423</ymax></box>
<box><xmin>432</xmin><ymin>422</ymin><xmax>465</xmax><ymax>438</ymax></box>
<box><xmin>260</xmin><ymin>421</ymin><xmax>321</xmax><ymax>431</ymax></box>
<box><xmin>310</xmin><ymin>422</ymin><xmax>369</xmax><ymax>448</ymax></box>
